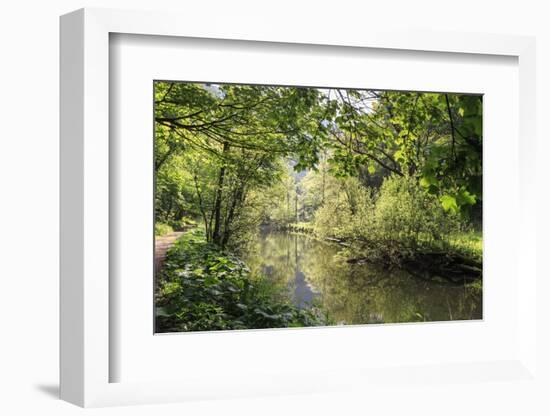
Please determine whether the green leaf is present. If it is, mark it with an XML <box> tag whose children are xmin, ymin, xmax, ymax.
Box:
<box><xmin>204</xmin><ymin>275</ymin><xmax>218</xmax><ymax>286</ymax></box>
<box><xmin>393</xmin><ymin>149</ymin><xmax>405</xmax><ymax>163</ymax></box>
<box><xmin>367</xmin><ymin>163</ymin><xmax>376</xmax><ymax>175</ymax></box>
<box><xmin>456</xmin><ymin>189</ymin><xmax>477</xmax><ymax>206</ymax></box>
<box><xmin>419</xmin><ymin>174</ymin><xmax>438</xmax><ymax>189</ymax></box>
<box><xmin>440</xmin><ymin>195</ymin><xmax>459</xmax><ymax>213</ymax></box>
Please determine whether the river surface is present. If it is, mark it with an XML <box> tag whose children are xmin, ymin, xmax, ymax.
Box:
<box><xmin>243</xmin><ymin>231</ymin><xmax>482</xmax><ymax>325</ymax></box>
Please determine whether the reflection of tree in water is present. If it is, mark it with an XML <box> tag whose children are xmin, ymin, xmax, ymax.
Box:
<box><xmin>244</xmin><ymin>232</ymin><xmax>321</xmax><ymax>307</ymax></box>
<box><xmin>301</xmin><ymin>247</ymin><xmax>482</xmax><ymax>324</ymax></box>
<box><xmin>245</xmin><ymin>231</ymin><xmax>298</xmax><ymax>285</ymax></box>
<box><xmin>244</xmin><ymin>231</ymin><xmax>482</xmax><ymax>325</ymax></box>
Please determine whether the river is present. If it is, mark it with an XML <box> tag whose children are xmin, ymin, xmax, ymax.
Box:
<box><xmin>243</xmin><ymin>230</ymin><xmax>482</xmax><ymax>325</ymax></box>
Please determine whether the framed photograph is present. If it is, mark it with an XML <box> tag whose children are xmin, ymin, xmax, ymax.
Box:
<box><xmin>152</xmin><ymin>81</ymin><xmax>483</xmax><ymax>334</ymax></box>
<box><xmin>60</xmin><ymin>8</ymin><xmax>538</xmax><ymax>408</ymax></box>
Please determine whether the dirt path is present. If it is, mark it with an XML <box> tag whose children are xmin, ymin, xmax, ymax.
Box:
<box><xmin>155</xmin><ymin>231</ymin><xmax>185</xmax><ymax>272</ymax></box>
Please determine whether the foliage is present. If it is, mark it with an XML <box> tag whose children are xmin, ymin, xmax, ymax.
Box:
<box><xmin>312</xmin><ymin>176</ymin><xmax>374</xmax><ymax>240</ymax></box>
<box><xmin>155</xmin><ymin>83</ymin><xmax>483</xmax><ymax>249</ymax></box>
<box><xmin>446</xmin><ymin>230</ymin><xmax>482</xmax><ymax>261</ymax></box>
<box><xmin>257</xmin><ymin>163</ymin><xmax>298</xmax><ymax>226</ymax></box>
<box><xmin>286</xmin><ymin>222</ymin><xmax>315</xmax><ymax>233</ymax></box>
<box><xmin>313</xmin><ymin>175</ymin><xmax>464</xmax><ymax>264</ymax></box>
<box><xmin>155</xmin><ymin>82</ymin><xmax>330</xmax><ymax>248</ymax></box>
<box><xmin>155</xmin><ymin>154</ymin><xmax>199</xmax><ymax>225</ymax></box>
<box><xmin>169</xmin><ymin>216</ymin><xmax>197</xmax><ymax>231</ymax></box>
<box><xmin>372</xmin><ymin>175</ymin><xmax>460</xmax><ymax>250</ymax></box>
<box><xmin>155</xmin><ymin>222</ymin><xmax>173</xmax><ymax>237</ymax></box>
<box><xmin>317</xmin><ymin>90</ymin><xmax>482</xmax><ymax>215</ymax></box>
<box><xmin>156</xmin><ymin>229</ymin><xmax>327</xmax><ymax>332</ymax></box>
<box><xmin>153</xmin><ymin>82</ymin><xmax>483</xmax><ymax>331</ymax></box>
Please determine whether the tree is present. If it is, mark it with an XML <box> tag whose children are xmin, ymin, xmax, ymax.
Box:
<box><xmin>155</xmin><ymin>82</ymin><xmax>327</xmax><ymax>248</ymax></box>
<box><xmin>317</xmin><ymin>89</ymin><xmax>482</xmax><ymax>215</ymax></box>
<box><xmin>155</xmin><ymin>82</ymin><xmax>483</xmax><ymax>250</ymax></box>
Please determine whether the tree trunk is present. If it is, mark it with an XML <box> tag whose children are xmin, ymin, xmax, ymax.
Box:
<box><xmin>212</xmin><ymin>142</ymin><xmax>230</xmax><ymax>245</ymax></box>
<box><xmin>193</xmin><ymin>175</ymin><xmax>210</xmax><ymax>240</ymax></box>
<box><xmin>221</xmin><ymin>185</ymin><xmax>244</xmax><ymax>248</ymax></box>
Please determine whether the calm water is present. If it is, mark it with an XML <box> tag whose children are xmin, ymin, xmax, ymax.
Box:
<box><xmin>243</xmin><ymin>231</ymin><xmax>482</xmax><ymax>325</ymax></box>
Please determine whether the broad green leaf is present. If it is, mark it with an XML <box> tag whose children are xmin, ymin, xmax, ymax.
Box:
<box><xmin>440</xmin><ymin>195</ymin><xmax>459</xmax><ymax>213</ymax></box>
<box><xmin>456</xmin><ymin>189</ymin><xmax>477</xmax><ymax>206</ymax></box>
<box><xmin>420</xmin><ymin>174</ymin><xmax>438</xmax><ymax>189</ymax></box>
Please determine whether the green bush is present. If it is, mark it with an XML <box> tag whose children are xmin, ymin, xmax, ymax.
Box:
<box><xmin>372</xmin><ymin>175</ymin><xmax>460</xmax><ymax>249</ymax></box>
<box><xmin>155</xmin><ymin>222</ymin><xmax>174</xmax><ymax>236</ymax></box>
<box><xmin>169</xmin><ymin>216</ymin><xmax>197</xmax><ymax>231</ymax></box>
<box><xmin>313</xmin><ymin>175</ymin><xmax>462</xmax><ymax>263</ymax></box>
<box><xmin>313</xmin><ymin>177</ymin><xmax>374</xmax><ymax>241</ymax></box>
<box><xmin>155</xmin><ymin>229</ymin><xmax>327</xmax><ymax>332</ymax></box>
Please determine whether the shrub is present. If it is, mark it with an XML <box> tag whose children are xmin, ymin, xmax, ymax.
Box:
<box><xmin>313</xmin><ymin>175</ymin><xmax>462</xmax><ymax>263</ymax></box>
<box><xmin>373</xmin><ymin>175</ymin><xmax>460</xmax><ymax>248</ymax></box>
<box><xmin>155</xmin><ymin>222</ymin><xmax>174</xmax><ymax>236</ymax></box>
<box><xmin>313</xmin><ymin>177</ymin><xmax>374</xmax><ymax>241</ymax></box>
<box><xmin>169</xmin><ymin>216</ymin><xmax>197</xmax><ymax>231</ymax></box>
<box><xmin>155</xmin><ymin>230</ymin><xmax>327</xmax><ymax>332</ymax></box>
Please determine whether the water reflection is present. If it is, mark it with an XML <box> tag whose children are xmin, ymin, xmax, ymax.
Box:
<box><xmin>243</xmin><ymin>231</ymin><xmax>482</xmax><ymax>325</ymax></box>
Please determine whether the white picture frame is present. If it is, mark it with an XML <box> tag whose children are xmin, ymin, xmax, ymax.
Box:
<box><xmin>60</xmin><ymin>7</ymin><xmax>538</xmax><ymax>408</ymax></box>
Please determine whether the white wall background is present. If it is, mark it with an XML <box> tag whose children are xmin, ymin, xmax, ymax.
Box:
<box><xmin>0</xmin><ymin>1</ymin><xmax>548</xmax><ymax>415</ymax></box>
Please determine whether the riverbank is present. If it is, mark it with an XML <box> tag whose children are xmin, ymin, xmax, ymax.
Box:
<box><xmin>244</xmin><ymin>230</ymin><xmax>482</xmax><ymax>324</ymax></box>
<box><xmin>268</xmin><ymin>222</ymin><xmax>351</xmax><ymax>247</ymax></box>
<box><xmin>155</xmin><ymin>229</ymin><xmax>327</xmax><ymax>332</ymax></box>
<box><xmin>268</xmin><ymin>221</ymin><xmax>482</xmax><ymax>284</ymax></box>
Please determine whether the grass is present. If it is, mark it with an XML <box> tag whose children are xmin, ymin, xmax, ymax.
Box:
<box><xmin>447</xmin><ymin>230</ymin><xmax>482</xmax><ymax>260</ymax></box>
